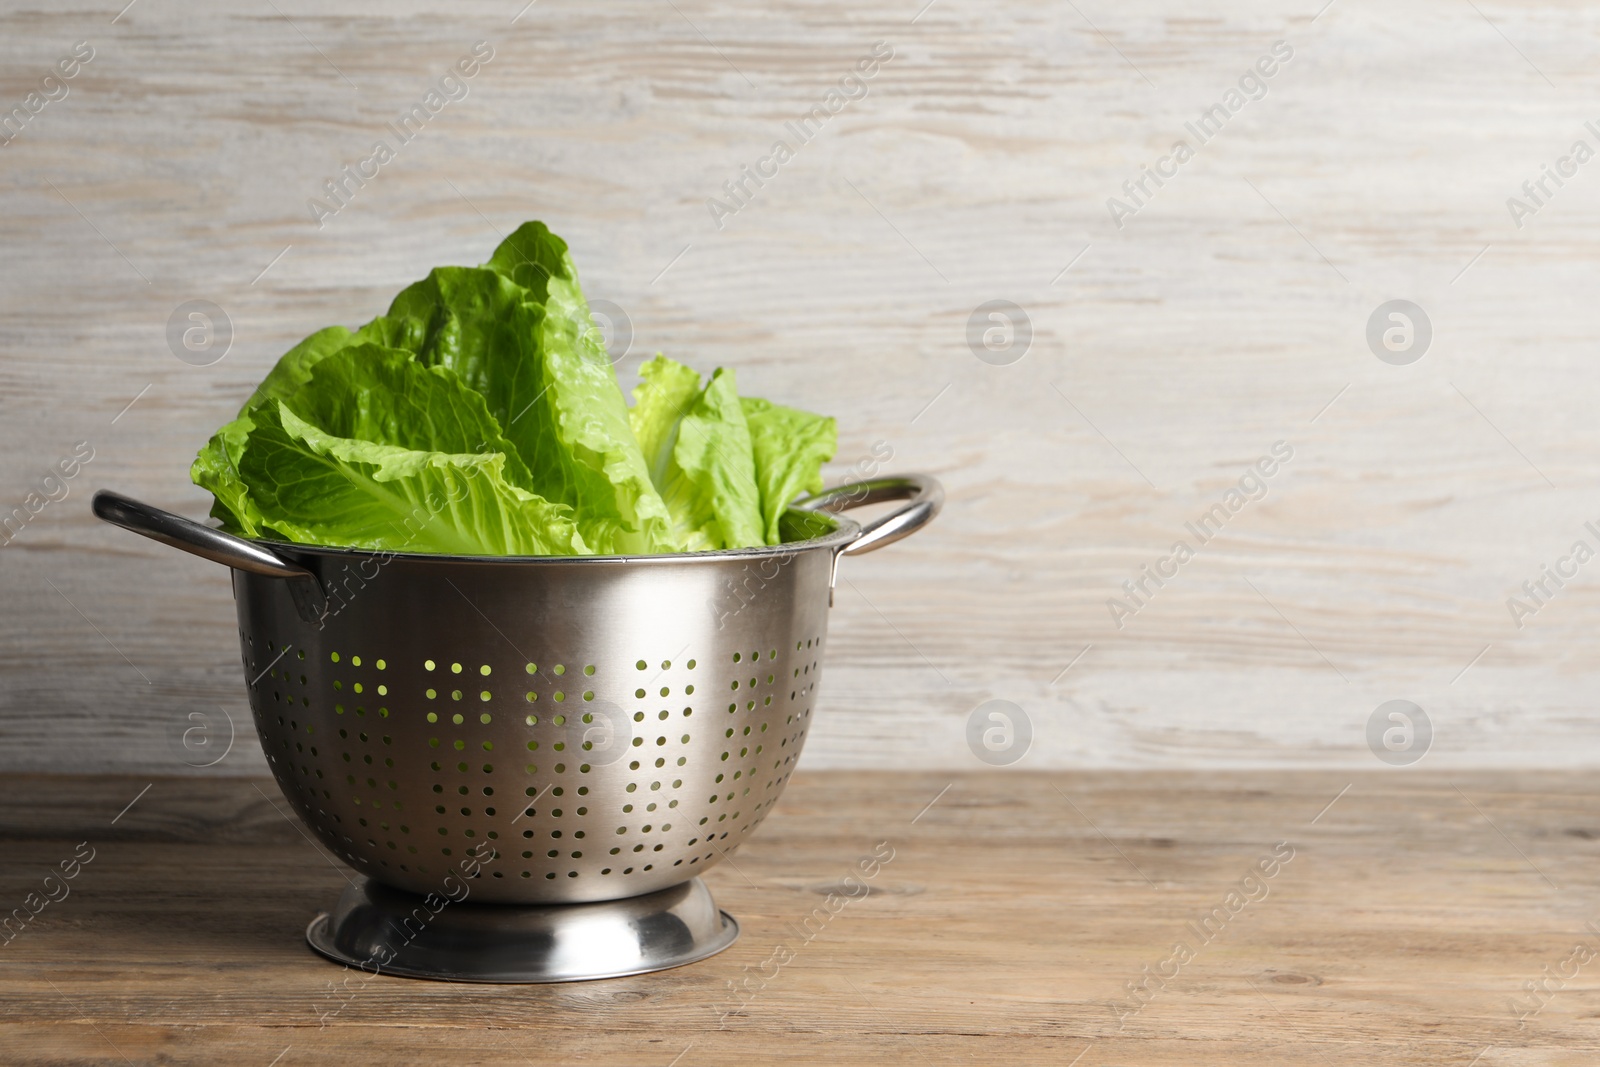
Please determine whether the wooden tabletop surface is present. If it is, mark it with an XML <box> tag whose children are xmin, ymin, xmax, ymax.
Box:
<box><xmin>4</xmin><ymin>770</ymin><xmax>1600</xmax><ymax>1065</ymax></box>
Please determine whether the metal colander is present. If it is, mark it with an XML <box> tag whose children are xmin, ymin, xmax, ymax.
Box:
<box><xmin>94</xmin><ymin>476</ymin><xmax>939</xmax><ymax>934</ymax></box>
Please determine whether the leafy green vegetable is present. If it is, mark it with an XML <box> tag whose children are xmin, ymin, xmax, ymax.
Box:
<box><xmin>191</xmin><ymin>221</ymin><xmax>837</xmax><ymax>556</ymax></box>
<box><xmin>630</xmin><ymin>357</ymin><xmax>765</xmax><ymax>551</ymax></box>
<box><xmin>192</xmin><ymin>325</ymin><xmax>362</xmax><ymax>535</ymax></box>
<box><xmin>629</xmin><ymin>355</ymin><xmax>702</xmax><ymax>472</ymax></box>
<box><xmin>274</xmin><ymin>343</ymin><xmax>537</xmax><ymax>490</ymax></box>
<box><xmin>742</xmin><ymin>397</ymin><xmax>838</xmax><ymax>546</ymax></box>
<box><xmin>376</xmin><ymin>257</ymin><xmax>673</xmax><ymax>553</ymax></box>
<box><xmin>482</xmin><ymin>219</ymin><xmax>569</xmax><ymax>301</ymax></box>
<box><xmin>240</xmin><ymin>404</ymin><xmax>588</xmax><ymax>556</ymax></box>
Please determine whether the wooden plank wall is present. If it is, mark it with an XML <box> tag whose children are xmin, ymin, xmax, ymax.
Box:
<box><xmin>1</xmin><ymin>0</ymin><xmax>1596</xmax><ymax>773</ymax></box>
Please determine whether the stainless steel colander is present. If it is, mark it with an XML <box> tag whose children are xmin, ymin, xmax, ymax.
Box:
<box><xmin>93</xmin><ymin>475</ymin><xmax>940</xmax><ymax>981</ymax></box>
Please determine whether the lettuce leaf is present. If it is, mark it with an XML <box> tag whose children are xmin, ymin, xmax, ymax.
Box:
<box><xmin>482</xmin><ymin>219</ymin><xmax>569</xmax><ymax>302</ymax></box>
<box><xmin>379</xmin><ymin>261</ymin><xmax>673</xmax><ymax>553</ymax></box>
<box><xmin>275</xmin><ymin>342</ymin><xmax>538</xmax><ymax>490</ymax></box>
<box><xmin>741</xmin><ymin>396</ymin><xmax>838</xmax><ymax>545</ymax></box>
<box><xmin>630</xmin><ymin>356</ymin><xmax>765</xmax><ymax>551</ymax></box>
<box><xmin>191</xmin><ymin>325</ymin><xmax>361</xmax><ymax>535</ymax></box>
<box><xmin>239</xmin><ymin>403</ymin><xmax>589</xmax><ymax>556</ymax></box>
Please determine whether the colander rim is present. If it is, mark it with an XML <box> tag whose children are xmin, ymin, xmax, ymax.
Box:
<box><xmin>238</xmin><ymin>506</ymin><xmax>863</xmax><ymax>566</ymax></box>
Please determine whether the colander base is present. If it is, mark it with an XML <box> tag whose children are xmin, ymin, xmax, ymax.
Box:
<box><xmin>305</xmin><ymin>876</ymin><xmax>738</xmax><ymax>983</ymax></box>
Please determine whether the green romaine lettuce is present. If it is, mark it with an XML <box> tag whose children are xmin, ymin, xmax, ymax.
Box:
<box><xmin>378</xmin><ymin>262</ymin><xmax>673</xmax><ymax>553</ymax></box>
<box><xmin>741</xmin><ymin>397</ymin><xmax>838</xmax><ymax>545</ymax></box>
<box><xmin>630</xmin><ymin>356</ymin><xmax>764</xmax><ymax>551</ymax></box>
<box><xmin>240</xmin><ymin>403</ymin><xmax>588</xmax><ymax>556</ymax></box>
<box><xmin>482</xmin><ymin>219</ymin><xmax>569</xmax><ymax>302</ymax></box>
<box><xmin>192</xmin><ymin>324</ymin><xmax>362</xmax><ymax>535</ymax></box>
<box><xmin>191</xmin><ymin>221</ymin><xmax>837</xmax><ymax>557</ymax></box>
<box><xmin>271</xmin><ymin>343</ymin><xmax>538</xmax><ymax>490</ymax></box>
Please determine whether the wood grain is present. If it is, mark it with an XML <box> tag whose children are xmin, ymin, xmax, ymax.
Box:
<box><xmin>4</xmin><ymin>770</ymin><xmax>1600</xmax><ymax>1065</ymax></box>
<box><xmin>2</xmin><ymin>1</ymin><xmax>1599</xmax><ymax>771</ymax></box>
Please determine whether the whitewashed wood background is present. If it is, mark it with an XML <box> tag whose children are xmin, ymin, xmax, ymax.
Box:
<box><xmin>2</xmin><ymin>0</ymin><xmax>1596</xmax><ymax>774</ymax></box>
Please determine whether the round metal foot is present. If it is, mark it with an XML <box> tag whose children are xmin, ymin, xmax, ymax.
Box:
<box><xmin>305</xmin><ymin>876</ymin><xmax>738</xmax><ymax>983</ymax></box>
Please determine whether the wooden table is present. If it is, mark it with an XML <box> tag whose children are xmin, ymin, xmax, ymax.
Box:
<box><xmin>3</xmin><ymin>770</ymin><xmax>1598</xmax><ymax>1065</ymax></box>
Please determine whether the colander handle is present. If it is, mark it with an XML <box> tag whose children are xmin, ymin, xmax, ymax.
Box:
<box><xmin>92</xmin><ymin>490</ymin><xmax>327</xmax><ymax>622</ymax></box>
<box><xmin>795</xmin><ymin>474</ymin><xmax>944</xmax><ymax>557</ymax></box>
